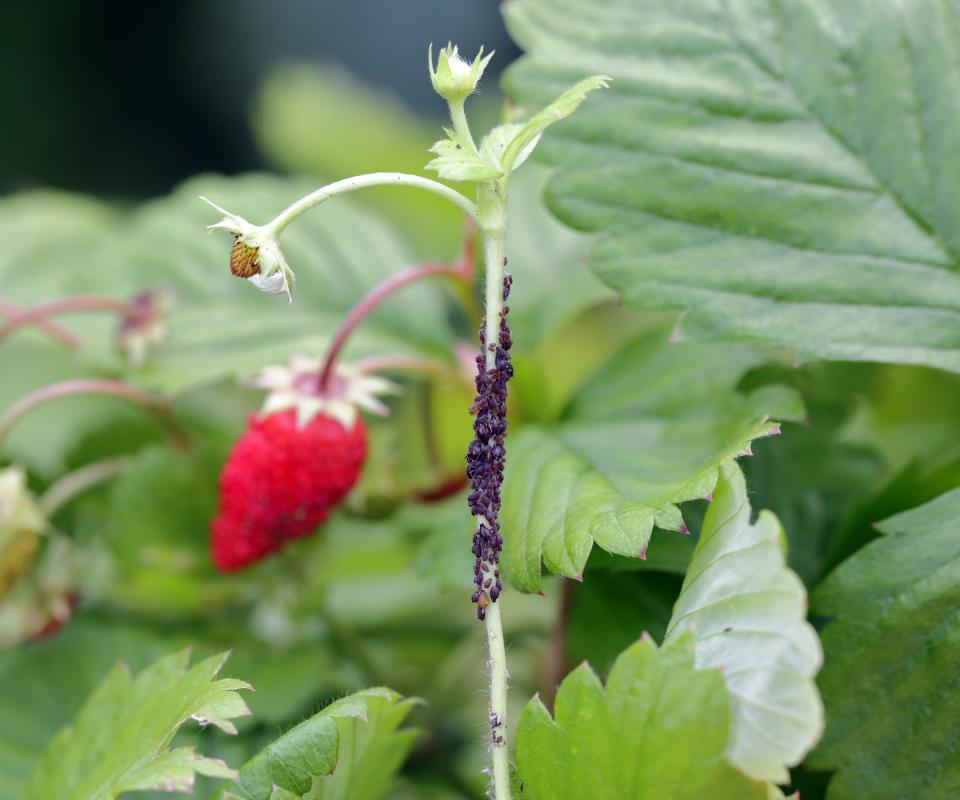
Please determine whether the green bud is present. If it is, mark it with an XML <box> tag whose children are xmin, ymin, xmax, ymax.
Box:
<box><xmin>428</xmin><ymin>43</ymin><xmax>494</xmax><ymax>103</ymax></box>
<box><xmin>0</xmin><ymin>467</ymin><xmax>46</xmax><ymax>598</ymax></box>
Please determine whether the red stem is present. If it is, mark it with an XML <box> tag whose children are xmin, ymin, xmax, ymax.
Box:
<box><xmin>0</xmin><ymin>300</ymin><xmax>81</xmax><ymax>349</ymax></box>
<box><xmin>0</xmin><ymin>296</ymin><xmax>145</xmax><ymax>342</ymax></box>
<box><xmin>317</xmin><ymin>227</ymin><xmax>475</xmax><ymax>391</ymax></box>
<box><xmin>0</xmin><ymin>378</ymin><xmax>184</xmax><ymax>446</ymax></box>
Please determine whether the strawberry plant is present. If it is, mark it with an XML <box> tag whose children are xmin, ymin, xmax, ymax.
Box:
<box><xmin>1</xmin><ymin>2</ymin><xmax>959</xmax><ymax>799</ymax></box>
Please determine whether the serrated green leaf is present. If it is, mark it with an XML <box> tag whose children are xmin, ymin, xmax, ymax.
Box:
<box><xmin>500</xmin><ymin>75</ymin><xmax>609</xmax><ymax>175</ymax></box>
<box><xmin>807</xmin><ymin>488</ymin><xmax>960</xmax><ymax>799</ymax></box>
<box><xmin>219</xmin><ymin>688</ymin><xmax>419</xmax><ymax>800</ymax></box>
<box><xmin>504</xmin><ymin>0</ymin><xmax>960</xmax><ymax>372</ymax></box>
<box><xmin>665</xmin><ymin>461</ymin><xmax>823</xmax><ymax>783</ymax></box>
<box><xmin>515</xmin><ymin>631</ymin><xmax>770</xmax><ymax>799</ymax></box>
<box><xmin>502</xmin><ymin>328</ymin><xmax>803</xmax><ymax>592</ymax></box>
<box><xmin>427</xmin><ymin>129</ymin><xmax>503</xmax><ymax>182</ymax></box>
<box><xmin>22</xmin><ymin>648</ymin><xmax>250</xmax><ymax>800</ymax></box>
<box><xmin>0</xmin><ymin>622</ymin><xmax>174</xmax><ymax>799</ymax></box>
<box><xmin>480</xmin><ymin>123</ymin><xmax>536</xmax><ymax>175</ymax></box>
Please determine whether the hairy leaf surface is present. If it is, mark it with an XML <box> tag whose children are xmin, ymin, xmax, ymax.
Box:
<box><xmin>515</xmin><ymin>632</ymin><xmax>773</xmax><ymax>798</ymax></box>
<box><xmin>219</xmin><ymin>688</ymin><xmax>419</xmax><ymax>800</ymax></box>
<box><xmin>807</xmin><ymin>488</ymin><xmax>960</xmax><ymax>799</ymax></box>
<box><xmin>502</xmin><ymin>327</ymin><xmax>803</xmax><ymax>591</ymax></box>
<box><xmin>504</xmin><ymin>0</ymin><xmax>960</xmax><ymax>372</ymax></box>
<box><xmin>665</xmin><ymin>461</ymin><xmax>823</xmax><ymax>783</ymax></box>
<box><xmin>23</xmin><ymin>649</ymin><xmax>250</xmax><ymax>800</ymax></box>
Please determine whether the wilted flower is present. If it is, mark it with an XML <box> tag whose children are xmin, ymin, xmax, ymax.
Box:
<box><xmin>428</xmin><ymin>43</ymin><xmax>494</xmax><ymax>103</ymax></box>
<box><xmin>116</xmin><ymin>288</ymin><xmax>176</xmax><ymax>366</ymax></box>
<box><xmin>201</xmin><ymin>197</ymin><xmax>296</xmax><ymax>301</ymax></box>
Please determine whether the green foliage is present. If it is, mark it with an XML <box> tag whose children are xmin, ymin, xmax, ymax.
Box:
<box><xmin>808</xmin><ymin>488</ymin><xmax>960</xmax><ymax>799</ymax></box>
<box><xmin>0</xmin><ymin>623</ymin><xmax>175</xmax><ymax>798</ymax></box>
<box><xmin>515</xmin><ymin>631</ymin><xmax>773</xmax><ymax>799</ymax></box>
<box><xmin>666</xmin><ymin>462</ymin><xmax>822</xmax><ymax>783</ymax></box>
<box><xmin>0</xmin><ymin>174</ymin><xmax>454</xmax><ymax>397</ymax></box>
<box><xmin>502</xmin><ymin>327</ymin><xmax>803</xmax><ymax>591</ymax></box>
<box><xmin>3</xmin><ymin>10</ymin><xmax>959</xmax><ymax>798</ymax></box>
<box><xmin>218</xmin><ymin>688</ymin><xmax>419</xmax><ymax>800</ymax></box>
<box><xmin>504</xmin><ymin>0</ymin><xmax>960</xmax><ymax>372</ymax></box>
<box><xmin>426</xmin><ymin>74</ymin><xmax>607</xmax><ymax>183</ymax></box>
<box><xmin>499</xmin><ymin>75</ymin><xmax>608</xmax><ymax>174</ymax></box>
<box><xmin>23</xmin><ymin>649</ymin><xmax>250</xmax><ymax>800</ymax></box>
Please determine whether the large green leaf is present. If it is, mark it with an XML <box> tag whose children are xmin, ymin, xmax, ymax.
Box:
<box><xmin>665</xmin><ymin>461</ymin><xmax>823</xmax><ymax>783</ymax></box>
<box><xmin>218</xmin><ymin>688</ymin><xmax>419</xmax><ymax>800</ymax></box>
<box><xmin>23</xmin><ymin>648</ymin><xmax>250</xmax><ymax>800</ymax></box>
<box><xmin>807</xmin><ymin>487</ymin><xmax>960</xmax><ymax>799</ymax></box>
<box><xmin>503</xmin><ymin>0</ymin><xmax>960</xmax><ymax>372</ymax></box>
<box><xmin>502</xmin><ymin>327</ymin><xmax>803</xmax><ymax>591</ymax></box>
<box><xmin>515</xmin><ymin>631</ymin><xmax>773</xmax><ymax>799</ymax></box>
<box><xmin>0</xmin><ymin>622</ymin><xmax>175</xmax><ymax>800</ymax></box>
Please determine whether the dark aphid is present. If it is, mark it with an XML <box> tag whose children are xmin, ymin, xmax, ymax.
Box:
<box><xmin>467</xmin><ymin>274</ymin><xmax>514</xmax><ymax>619</ymax></box>
<box><xmin>230</xmin><ymin>238</ymin><xmax>261</xmax><ymax>278</ymax></box>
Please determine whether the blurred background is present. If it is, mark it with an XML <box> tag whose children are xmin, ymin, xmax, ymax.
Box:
<box><xmin>3</xmin><ymin>1</ymin><xmax>519</xmax><ymax>197</ymax></box>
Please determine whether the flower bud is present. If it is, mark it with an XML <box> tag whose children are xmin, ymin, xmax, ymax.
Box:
<box><xmin>0</xmin><ymin>468</ymin><xmax>46</xmax><ymax>599</ymax></box>
<box><xmin>428</xmin><ymin>43</ymin><xmax>494</xmax><ymax>103</ymax></box>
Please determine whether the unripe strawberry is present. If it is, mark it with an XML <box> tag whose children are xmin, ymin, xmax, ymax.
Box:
<box><xmin>211</xmin><ymin>410</ymin><xmax>367</xmax><ymax>572</ymax></box>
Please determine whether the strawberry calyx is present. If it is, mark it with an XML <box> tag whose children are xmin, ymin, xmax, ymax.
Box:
<box><xmin>248</xmin><ymin>356</ymin><xmax>399</xmax><ymax>429</ymax></box>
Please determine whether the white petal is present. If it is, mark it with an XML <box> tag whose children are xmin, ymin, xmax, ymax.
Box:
<box><xmin>247</xmin><ymin>272</ymin><xmax>287</xmax><ymax>294</ymax></box>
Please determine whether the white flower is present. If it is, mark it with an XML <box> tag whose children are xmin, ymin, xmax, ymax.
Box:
<box><xmin>248</xmin><ymin>356</ymin><xmax>400</xmax><ymax>429</ymax></box>
<box><xmin>428</xmin><ymin>43</ymin><xmax>494</xmax><ymax>103</ymax></box>
<box><xmin>200</xmin><ymin>197</ymin><xmax>296</xmax><ymax>302</ymax></box>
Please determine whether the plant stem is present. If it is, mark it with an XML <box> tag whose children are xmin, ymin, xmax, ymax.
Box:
<box><xmin>39</xmin><ymin>456</ymin><xmax>133</xmax><ymax>517</ymax></box>
<box><xmin>266</xmin><ymin>173</ymin><xmax>479</xmax><ymax>236</ymax></box>
<box><xmin>317</xmin><ymin>257</ymin><xmax>472</xmax><ymax>391</ymax></box>
<box><xmin>479</xmin><ymin>182</ymin><xmax>511</xmax><ymax>800</ymax></box>
<box><xmin>0</xmin><ymin>296</ymin><xmax>144</xmax><ymax>342</ymax></box>
<box><xmin>0</xmin><ymin>379</ymin><xmax>181</xmax><ymax>446</ymax></box>
<box><xmin>449</xmin><ymin>99</ymin><xmax>479</xmax><ymax>152</ymax></box>
<box><xmin>0</xmin><ymin>299</ymin><xmax>81</xmax><ymax>349</ymax></box>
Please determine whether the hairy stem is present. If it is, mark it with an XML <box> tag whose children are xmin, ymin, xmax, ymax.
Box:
<box><xmin>267</xmin><ymin>173</ymin><xmax>479</xmax><ymax>236</ymax></box>
<box><xmin>479</xmin><ymin>191</ymin><xmax>511</xmax><ymax>800</ymax></box>
<box><xmin>449</xmin><ymin>99</ymin><xmax>479</xmax><ymax>152</ymax></box>
<box><xmin>0</xmin><ymin>379</ymin><xmax>182</xmax><ymax>446</ymax></box>
<box><xmin>0</xmin><ymin>296</ymin><xmax>144</xmax><ymax>342</ymax></box>
<box><xmin>39</xmin><ymin>456</ymin><xmax>134</xmax><ymax>517</ymax></box>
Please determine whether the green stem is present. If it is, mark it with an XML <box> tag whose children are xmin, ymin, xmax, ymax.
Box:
<box><xmin>449</xmin><ymin>99</ymin><xmax>479</xmax><ymax>152</ymax></box>
<box><xmin>266</xmin><ymin>173</ymin><xmax>479</xmax><ymax>236</ymax></box>
<box><xmin>479</xmin><ymin>181</ymin><xmax>512</xmax><ymax>800</ymax></box>
<box><xmin>39</xmin><ymin>456</ymin><xmax>133</xmax><ymax>517</ymax></box>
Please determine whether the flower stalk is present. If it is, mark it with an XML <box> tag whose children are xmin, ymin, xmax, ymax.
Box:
<box><xmin>472</xmin><ymin>192</ymin><xmax>513</xmax><ymax>800</ymax></box>
<box><xmin>317</xmin><ymin>229</ymin><xmax>475</xmax><ymax>392</ymax></box>
<box><xmin>203</xmin><ymin>42</ymin><xmax>606</xmax><ymax>800</ymax></box>
<box><xmin>267</xmin><ymin>172</ymin><xmax>479</xmax><ymax>235</ymax></box>
<box><xmin>0</xmin><ymin>379</ymin><xmax>185</xmax><ymax>447</ymax></box>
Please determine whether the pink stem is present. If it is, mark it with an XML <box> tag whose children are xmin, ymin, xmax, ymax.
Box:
<box><xmin>0</xmin><ymin>300</ymin><xmax>81</xmax><ymax>349</ymax></box>
<box><xmin>0</xmin><ymin>378</ymin><xmax>179</xmax><ymax>445</ymax></box>
<box><xmin>0</xmin><ymin>296</ymin><xmax>145</xmax><ymax>342</ymax></box>
<box><xmin>317</xmin><ymin>228</ymin><xmax>475</xmax><ymax>391</ymax></box>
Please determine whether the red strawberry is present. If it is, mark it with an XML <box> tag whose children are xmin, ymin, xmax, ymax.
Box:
<box><xmin>211</xmin><ymin>409</ymin><xmax>367</xmax><ymax>571</ymax></box>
